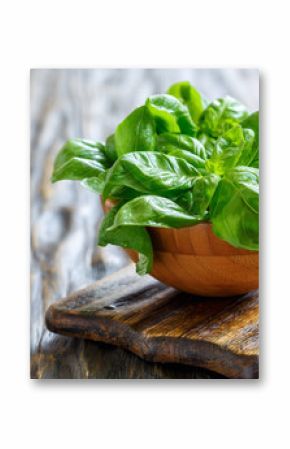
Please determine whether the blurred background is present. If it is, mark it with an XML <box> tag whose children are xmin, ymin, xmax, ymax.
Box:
<box><xmin>30</xmin><ymin>68</ymin><xmax>259</xmax><ymax>378</ymax></box>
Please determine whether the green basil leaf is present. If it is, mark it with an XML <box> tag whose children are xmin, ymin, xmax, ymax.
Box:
<box><xmin>200</xmin><ymin>96</ymin><xmax>248</xmax><ymax>137</ymax></box>
<box><xmin>178</xmin><ymin>174</ymin><xmax>220</xmax><ymax>215</ymax></box>
<box><xmin>103</xmin><ymin>151</ymin><xmax>200</xmax><ymax>200</ymax></box>
<box><xmin>242</xmin><ymin>111</ymin><xmax>259</xmax><ymax>144</ymax></box>
<box><xmin>236</xmin><ymin>128</ymin><xmax>256</xmax><ymax>167</ymax></box>
<box><xmin>242</xmin><ymin>111</ymin><xmax>259</xmax><ymax>167</ymax></box>
<box><xmin>156</xmin><ymin>133</ymin><xmax>206</xmax><ymax>172</ymax></box>
<box><xmin>156</xmin><ymin>146</ymin><xmax>206</xmax><ymax>173</ymax></box>
<box><xmin>106</xmin><ymin>186</ymin><xmax>142</xmax><ymax>201</ymax></box>
<box><xmin>110</xmin><ymin>195</ymin><xmax>205</xmax><ymax>229</ymax></box>
<box><xmin>191</xmin><ymin>174</ymin><xmax>220</xmax><ymax>215</ymax></box>
<box><xmin>197</xmin><ymin>133</ymin><xmax>217</xmax><ymax>158</ymax></box>
<box><xmin>205</xmin><ymin>124</ymin><xmax>245</xmax><ymax>175</ymax></box>
<box><xmin>146</xmin><ymin>94</ymin><xmax>198</xmax><ymax>136</ymax></box>
<box><xmin>167</xmin><ymin>81</ymin><xmax>208</xmax><ymax>123</ymax></box>
<box><xmin>102</xmin><ymin>162</ymin><xmax>146</xmax><ymax>201</ymax></box>
<box><xmin>51</xmin><ymin>138</ymin><xmax>109</xmax><ymax>182</ymax></box>
<box><xmin>210</xmin><ymin>166</ymin><xmax>259</xmax><ymax>250</ymax></box>
<box><xmin>157</xmin><ymin>133</ymin><xmax>206</xmax><ymax>158</ymax></box>
<box><xmin>115</xmin><ymin>106</ymin><xmax>156</xmax><ymax>157</ymax></box>
<box><xmin>105</xmin><ymin>134</ymin><xmax>118</xmax><ymax>164</ymax></box>
<box><xmin>99</xmin><ymin>204</ymin><xmax>153</xmax><ymax>275</ymax></box>
<box><xmin>81</xmin><ymin>172</ymin><xmax>107</xmax><ymax>194</ymax></box>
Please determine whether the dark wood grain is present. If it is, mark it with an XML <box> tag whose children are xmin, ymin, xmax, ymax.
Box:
<box><xmin>45</xmin><ymin>265</ymin><xmax>259</xmax><ymax>379</ymax></box>
<box><xmin>31</xmin><ymin>69</ymin><xmax>259</xmax><ymax>379</ymax></box>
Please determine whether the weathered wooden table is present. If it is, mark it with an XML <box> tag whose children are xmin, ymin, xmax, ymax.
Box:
<box><xmin>30</xmin><ymin>68</ymin><xmax>259</xmax><ymax>379</ymax></box>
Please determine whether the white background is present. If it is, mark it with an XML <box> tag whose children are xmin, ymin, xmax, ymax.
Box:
<box><xmin>1</xmin><ymin>0</ymin><xmax>289</xmax><ymax>448</ymax></box>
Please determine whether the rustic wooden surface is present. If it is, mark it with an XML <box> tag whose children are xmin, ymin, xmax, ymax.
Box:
<box><xmin>46</xmin><ymin>265</ymin><xmax>259</xmax><ymax>379</ymax></box>
<box><xmin>31</xmin><ymin>69</ymin><xmax>259</xmax><ymax>379</ymax></box>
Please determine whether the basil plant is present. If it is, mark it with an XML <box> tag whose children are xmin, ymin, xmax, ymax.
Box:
<box><xmin>52</xmin><ymin>81</ymin><xmax>259</xmax><ymax>275</ymax></box>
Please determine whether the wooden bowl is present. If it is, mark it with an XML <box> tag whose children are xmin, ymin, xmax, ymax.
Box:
<box><xmin>102</xmin><ymin>199</ymin><xmax>259</xmax><ymax>297</ymax></box>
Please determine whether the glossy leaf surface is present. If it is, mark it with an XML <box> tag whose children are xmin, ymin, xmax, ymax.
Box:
<box><xmin>105</xmin><ymin>134</ymin><xmax>118</xmax><ymax>164</ymax></box>
<box><xmin>110</xmin><ymin>195</ymin><xmax>205</xmax><ymax>229</ymax></box>
<box><xmin>205</xmin><ymin>124</ymin><xmax>245</xmax><ymax>175</ymax></box>
<box><xmin>81</xmin><ymin>172</ymin><xmax>107</xmax><ymax>194</ymax></box>
<box><xmin>210</xmin><ymin>167</ymin><xmax>259</xmax><ymax>250</ymax></box>
<box><xmin>103</xmin><ymin>151</ymin><xmax>200</xmax><ymax>200</ymax></box>
<box><xmin>146</xmin><ymin>94</ymin><xmax>198</xmax><ymax>136</ymax></box>
<box><xmin>200</xmin><ymin>96</ymin><xmax>248</xmax><ymax>137</ymax></box>
<box><xmin>99</xmin><ymin>204</ymin><xmax>153</xmax><ymax>275</ymax></box>
<box><xmin>167</xmin><ymin>80</ymin><xmax>208</xmax><ymax>122</ymax></box>
<box><xmin>241</xmin><ymin>111</ymin><xmax>259</xmax><ymax>167</ymax></box>
<box><xmin>51</xmin><ymin>139</ymin><xmax>109</xmax><ymax>182</ymax></box>
<box><xmin>236</xmin><ymin>128</ymin><xmax>256</xmax><ymax>167</ymax></box>
<box><xmin>115</xmin><ymin>106</ymin><xmax>156</xmax><ymax>157</ymax></box>
<box><xmin>183</xmin><ymin>174</ymin><xmax>220</xmax><ymax>215</ymax></box>
<box><xmin>157</xmin><ymin>132</ymin><xmax>206</xmax><ymax>158</ymax></box>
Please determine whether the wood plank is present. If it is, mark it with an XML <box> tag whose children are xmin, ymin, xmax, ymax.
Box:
<box><xmin>46</xmin><ymin>265</ymin><xmax>259</xmax><ymax>379</ymax></box>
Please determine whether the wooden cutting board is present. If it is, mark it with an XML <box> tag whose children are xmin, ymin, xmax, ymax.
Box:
<box><xmin>45</xmin><ymin>264</ymin><xmax>259</xmax><ymax>379</ymax></box>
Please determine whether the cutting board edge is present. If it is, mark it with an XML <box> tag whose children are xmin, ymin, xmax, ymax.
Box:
<box><xmin>46</xmin><ymin>305</ymin><xmax>259</xmax><ymax>379</ymax></box>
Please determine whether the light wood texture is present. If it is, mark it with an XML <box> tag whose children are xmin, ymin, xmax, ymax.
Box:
<box><xmin>46</xmin><ymin>265</ymin><xmax>259</xmax><ymax>379</ymax></box>
<box><xmin>31</xmin><ymin>68</ymin><xmax>259</xmax><ymax>379</ymax></box>
<box><xmin>103</xmin><ymin>200</ymin><xmax>259</xmax><ymax>297</ymax></box>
